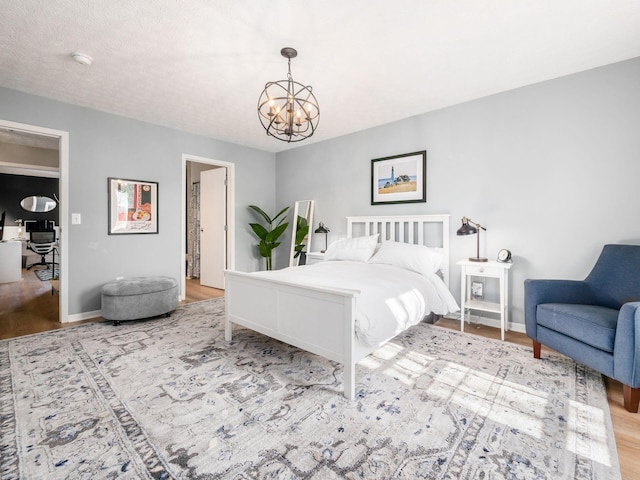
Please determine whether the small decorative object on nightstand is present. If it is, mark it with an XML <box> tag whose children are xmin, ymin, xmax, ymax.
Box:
<box><xmin>314</xmin><ymin>222</ymin><xmax>330</xmax><ymax>253</ymax></box>
<box><xmin>497</xmin><ymin>248</ymin><xmax>512</xmax><ymax>263</ymax></box>
<box><xmin>457</xmin><ymin>259</ymin><xmax>512</xmax><ymax>340</ymax></box>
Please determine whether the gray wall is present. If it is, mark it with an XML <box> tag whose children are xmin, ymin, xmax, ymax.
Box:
<box><xmin>275</xmin><ymin>57</ymin><xmax>640</xmax><ymax>326</ymax></box>
<box><xmin>0</xmin><ymin>87</ymin><xmax>276</xmax><ymax>316</ymax></box>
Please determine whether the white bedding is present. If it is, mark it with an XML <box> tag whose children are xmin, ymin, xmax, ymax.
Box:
<box><xmin>251</xmin><ymin>261</ymin><xmax>459</xmax><ymax>346</ymax></box>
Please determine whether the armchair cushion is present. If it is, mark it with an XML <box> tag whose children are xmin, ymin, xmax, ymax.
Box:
<box><xmin>537</xmin><ymin>303</ymin><xmax>619</xmax><ymax>353</ymax></box>
<box><xmin>585</xmin><ymin>244</ymin><xmax>640</xmax><ymax>309</ymax></box>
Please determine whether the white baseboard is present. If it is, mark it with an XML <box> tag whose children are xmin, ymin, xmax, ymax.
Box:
<box><xmin>65</xmin><ymin>309</ymin><xmax>101</xmax><ymax>323</ymax></box>
<box><xmin>441</xmin><ymin>312</ymin><xmax>526</xmax><ymax>334</ymax></box>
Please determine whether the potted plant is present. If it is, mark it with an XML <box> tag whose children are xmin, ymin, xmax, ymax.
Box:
<box><xmin>248</xmin><ymin>205</ymin><xmax>289</xmax><ymax>270</ymax></box>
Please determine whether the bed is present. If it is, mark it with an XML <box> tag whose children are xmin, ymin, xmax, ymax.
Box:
<box><xmin>224</xmin><ymin>214</ymin><xmax>458</xmax><ymax>399</ymax></box>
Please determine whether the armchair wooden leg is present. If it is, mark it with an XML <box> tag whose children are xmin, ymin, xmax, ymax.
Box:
<box><xmin>623</xmin><ymin>385</ymin><xmax>640</xmax><ymax>413</ymax></box>
<box><xmin>532</xmin><ymin>340</ymin><xmax>541</xmax><ymax>359</ymax></box>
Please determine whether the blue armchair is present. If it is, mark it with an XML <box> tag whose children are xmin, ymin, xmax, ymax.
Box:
<box><xmin>525</xmin><ymin>244</ymin><xmax>640</xmax><ymax>413</ymax></box>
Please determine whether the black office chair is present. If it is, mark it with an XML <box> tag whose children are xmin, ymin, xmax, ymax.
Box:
<box><xmin>26</xmin><ymin>230</ymin><xmax>58</xmax><ymax>270</ymax></box>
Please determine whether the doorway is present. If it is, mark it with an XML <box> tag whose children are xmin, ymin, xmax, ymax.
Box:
<box><xmin>180</xmin><ymin>154</ymin><xmax>234</xmax><ymax>300</ymax></box>
<box><xmin>0</xmin><ymin>118</ymin><xmax>69</xmax><ymax>325</ymax></box>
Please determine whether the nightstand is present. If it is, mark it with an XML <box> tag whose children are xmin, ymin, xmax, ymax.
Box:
<box><xmin>457</xmin><ymin>259</ymin><xmax>512</xmax><ymax>340</ymax></box>
<box><xmin>305</xmin><ymin>251</ymin><xmax>325</xmax><ymax>265</ymax></box>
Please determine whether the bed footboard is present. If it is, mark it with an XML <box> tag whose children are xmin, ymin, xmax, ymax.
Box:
<box><xmin>224</xmin><ymin>270</ymin><xmax>359</xmax><ymax>399</ymax></box>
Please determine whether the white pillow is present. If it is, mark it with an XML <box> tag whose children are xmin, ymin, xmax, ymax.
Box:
<box><xmin>324</xmin><ymin>234</ymin><xmax>380</xmax><ymax>262</ymax></box>
<box><xmin>368</xmin><ymin>241</ymin><xmax>444</xmax><ymax>276</ymax></box>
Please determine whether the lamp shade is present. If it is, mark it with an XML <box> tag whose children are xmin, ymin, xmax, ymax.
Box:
<box><xmin>456</xmin><ymin>222</ymin><xmax>477</xmax><ymax>236</ymax></box>
<box><xmin>314</xmin><ymin>222</ymin><xmax>329</xmax><ymax>234</ymax></box>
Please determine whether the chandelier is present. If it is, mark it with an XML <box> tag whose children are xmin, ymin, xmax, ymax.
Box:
<box><xmin>257</xmin><ymin>47</ymin><xmax>320</xmax><ymax>143</ymax></box>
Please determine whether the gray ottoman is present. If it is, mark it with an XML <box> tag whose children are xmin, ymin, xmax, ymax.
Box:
<box><xmin>102</xmin><ymin>276</ymin><xmax>179</xmax><ymax>325</ymax></box>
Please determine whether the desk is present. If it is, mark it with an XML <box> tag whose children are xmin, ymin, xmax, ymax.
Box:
<box><xmin>0</xmin><ymin>241</ymin><xmax>22</xmax><ymax>283</ymax></box>
<box><xmin>457</xmin><ymin>259</ymin><xmax>512</xmax><ymax>340</ymax></box>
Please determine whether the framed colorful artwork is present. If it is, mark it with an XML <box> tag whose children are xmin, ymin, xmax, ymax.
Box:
<box><xmin>108</xmin><ymin>177</ymin><xmax>158</xmax><ymax>234</ymax></box>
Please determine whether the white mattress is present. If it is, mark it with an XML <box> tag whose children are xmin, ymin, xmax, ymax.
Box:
<box><xmin>251</xmin><ymin>261</ymin><xmax>459</xmax><ymax>346</ymax></box>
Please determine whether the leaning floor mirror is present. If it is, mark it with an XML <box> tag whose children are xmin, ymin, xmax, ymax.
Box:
<box><xmin>289</xmin><ymin>200</ymin><xmax>314</xmax><ymax>267</ymax></box>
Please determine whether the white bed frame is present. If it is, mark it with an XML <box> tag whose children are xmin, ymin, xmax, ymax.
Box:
<box><xmin>224</xmin><ymin>214</ymin><xmax>450</xmax><ymax>399</ymax></box>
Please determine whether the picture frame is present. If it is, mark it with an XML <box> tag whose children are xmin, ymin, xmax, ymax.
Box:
<box><xmin>371</xmin><ymin>150</ymin><xmax>426</xmax><ymax>205</ymax></box>
<box><xmin>471</xmin><ymin>281</ymin><xmax>484</xmax><ymax>300</ymax></box>
<box><xmin>108</xmin><ymin>177</ymin><xmax>158</xmax><ymax>234</ymax></box>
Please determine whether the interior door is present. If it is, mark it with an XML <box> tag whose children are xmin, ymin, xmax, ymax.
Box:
<box><xmin>200</xmin><ymin>168</ymin><xmax>226</xmax><ymax>289</ymax></box>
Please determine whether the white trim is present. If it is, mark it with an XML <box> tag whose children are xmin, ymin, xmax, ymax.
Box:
<box><xmin>475</xmin><ymin>316</ymin><xmax>527</xmax><ymax>334</ymax></box>
<box><xmin>444</xmin><ymin>312</ymin><xmax>527</xmax><ymax>334</ymax></box>
<box><xmin>180</xmin><ymin>153</ymin><xmax>235</xmax><ymax>300</ymax></box>
<box><xmin>0</xmin><ymin>119</ymin><xmax>69</xmax><ymax>323</ymax></box>
<box><xmin>0</xmin><ymin>161</ymin><xmax>60</xmax><ymax>178</ymax></box>
<box><xmin>67</xmin><ymin>309</ymin><xmax>102</xmax><ymax>323</ymax></box>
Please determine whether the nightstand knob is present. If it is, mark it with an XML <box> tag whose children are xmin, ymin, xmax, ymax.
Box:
<box><xmin>479</xmin><ymin>267</ymin><xmax>484</xmax><ymax>273</ymax></box>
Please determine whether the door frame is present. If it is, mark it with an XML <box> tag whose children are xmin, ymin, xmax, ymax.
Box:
<box><xmin>0</xmin><ymin>118</ymin><xmax>69</xmax><ymax>323</ymax></box>
<box><xmin>180</xmin><ymin>153</ymin><xmax>235</xmax><ymax>300</ymax></box>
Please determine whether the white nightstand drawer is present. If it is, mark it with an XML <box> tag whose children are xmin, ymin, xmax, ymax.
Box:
<box><xmin>463</xmin><ymin>264</ymin><xmax>503</xmax><ymax>277</ymax></box>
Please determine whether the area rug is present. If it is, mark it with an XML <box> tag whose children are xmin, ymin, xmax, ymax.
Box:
<box><xmin>33</xmin><ymin>267</ymin><xmax>59</xmax><ymax>281</ymax></box>
<box><xmin>0</xmin><ymin>298</ymin><xmax>620</xmax><ymax>479</ymax></box>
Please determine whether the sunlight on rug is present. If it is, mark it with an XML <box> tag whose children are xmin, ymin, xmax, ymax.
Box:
<box><xmin>0</xmin><ymin>298</ymin><xmax>620</xmax><ymax>479</ymax></box>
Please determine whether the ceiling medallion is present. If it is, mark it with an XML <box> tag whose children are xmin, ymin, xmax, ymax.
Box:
<box><xmin>257</xmin><ymin>47</ymin><xmax>320</xmax><ymax>143</ymax></box>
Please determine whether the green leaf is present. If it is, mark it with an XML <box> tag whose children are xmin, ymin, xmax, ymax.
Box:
<box><xmin>249</xmin><ymin>223</ymin><xmax>269</xmax><ymax>240</ymax></box>
<box><xmin>295</xmin><ymin>225</ymin><xmax>309</xmax><ymax>244</ymax></box>
<box><xmin>272</xmin><ymin>206</ymin><xmax>289</xmax><ymax>223</ymax></box>
<box><xmin>248</xmin><ymin>205</ymin><xmax>272</xmax><ymax>224</ymax></box>
<box><xmin>267</xmin><ymin>222</ymin><xmax>289</xmax><ymax>243</ymax></box>
<box><xmin>258</xmin><ymin>242</ymin><xmax>271</xmax><ymax>258</ymax></box>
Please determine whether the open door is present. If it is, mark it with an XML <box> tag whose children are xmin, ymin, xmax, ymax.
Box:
<box><xmin>199</xmin><ymin>167</ymin><xmax>226</xmax><ymax>289</ymax></box>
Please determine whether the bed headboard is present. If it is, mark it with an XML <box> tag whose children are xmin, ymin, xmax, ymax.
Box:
<box><xmin>346</xmin><ymin>214</ymin><xmax>451</xmax><ymax>287</ymax></box>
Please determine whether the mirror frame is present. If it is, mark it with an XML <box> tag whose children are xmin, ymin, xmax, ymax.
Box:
<box><xmin>20</xmin><ymin>195</ymin><xmax>58</xmax><ymax>213</ymax></box>
<box><xmin>289</xmin><ymin>200</ymin><xmax>314</xmax><ymax>267</ymax></box>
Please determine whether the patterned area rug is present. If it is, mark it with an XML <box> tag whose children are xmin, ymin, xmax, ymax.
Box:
<box><xmin>0</xmin><ymin>298</ymin><xmax>620</xmax><ymax>479</ymax></box>
<box><xmin>33</xmin><ymin>267</ymin><xmax>59</xmax><ymax>281</ymax></box>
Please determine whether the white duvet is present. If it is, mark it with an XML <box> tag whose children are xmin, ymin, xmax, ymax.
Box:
<box><xmin>252</xmin><ymin>261</ymin><xmax>459</xmax><ymax>346</ymax></box>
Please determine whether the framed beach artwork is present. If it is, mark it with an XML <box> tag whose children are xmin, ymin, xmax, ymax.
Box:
<box><xmin>108</xmin><ymin>177</ymin><xmax>158</xmax><ymax>234</ymax></box>
<box><xmin>371</xmin><ymin>150</ymin><xmax>426</xmax><ymax>205</ymax></box>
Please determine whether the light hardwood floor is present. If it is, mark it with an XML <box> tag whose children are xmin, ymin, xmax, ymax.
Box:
<box><xmin>1</xmin><ymin>274</ymin><xmax>637</xmax><ymax>478</ymax></box>
<box><xmin>0</xmin><ymin>272</ymin><xmax>223</xmax><ymax>339</ymax></box>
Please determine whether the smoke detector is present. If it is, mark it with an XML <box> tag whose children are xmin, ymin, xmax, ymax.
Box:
<box><xmin>71</xmin><ymin>52</ymin><xmax>93</xmax><ymax>66</ymax></box>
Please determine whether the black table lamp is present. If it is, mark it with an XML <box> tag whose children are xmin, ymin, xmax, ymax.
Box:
<box><xmin>314</xmin><ymin>222</ymin><xmax>330</xmax><ymax>253</ymax></box>
<box><xmin>456</xmin><ymin>216</ymin><xmax>487</xmax><ymax>262</ymax></box>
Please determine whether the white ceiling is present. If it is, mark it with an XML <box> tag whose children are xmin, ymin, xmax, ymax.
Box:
<box><xmin>1</xmin><ymin>1</ymin><xmax>640</xmax><ymax>153</ymax></box>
